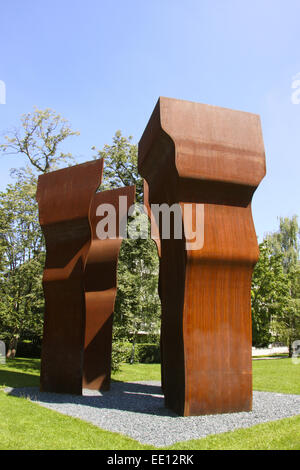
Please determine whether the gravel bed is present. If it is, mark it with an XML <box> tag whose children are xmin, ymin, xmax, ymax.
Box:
<box><xmin>5</xmin><ymin>382</ymin><xmax>300</xmax><ymax>447</ymax></box>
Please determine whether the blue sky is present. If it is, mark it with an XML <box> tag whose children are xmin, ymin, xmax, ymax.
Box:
<box><xmin>0</xmin><ymin>0</ymin><xmax>299</xmax><ymax>241</ymax></box>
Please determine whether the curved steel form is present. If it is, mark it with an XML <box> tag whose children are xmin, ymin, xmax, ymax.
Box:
<box><xmin>37</xmin><ymin>159</ymin><xmax>135</xmax><ymax>394</ymax></box>
<box><xmin>138</xmin><ymin>97</ymin><xmax>266</xmax><ymax>416</ymax></box>
<box><xmin>83</xmin><ymin>185</ymin><xmax>135</xmax><ymax>391</ymax></box>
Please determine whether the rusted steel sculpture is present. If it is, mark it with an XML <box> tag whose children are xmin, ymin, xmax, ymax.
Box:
<box><xmin>138</xmin><ymin>97</ymin><xmax>266</xmax><ymax>416</ymax></box>
<box><xmin>83</xmin><ymin>185</ymin><xmax>135</xmax><ymax>390</ymax></box>
<box><xmin>37</xmin><ymin>159</ymin><xmax>135</xmax><ymax>394</ymax></box>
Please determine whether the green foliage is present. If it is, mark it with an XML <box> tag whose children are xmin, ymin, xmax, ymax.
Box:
<box><xmin>252</xmin><ymin>216</ymin><xmax>300</xmax><ymax>351</ymax></box>
<box><xmin>267</xmin><ymin>215</ymin><xmax>300</xmax><ymax>273</ymax></box>
<box><xmin>111</xmin><ymin>342</ymin><xmax>161</xmax><ymax>366</ymax></box>
<box><xmin>93</xmin><ymin>130</ymin><xmax>143</xmax><ymax>202</ymax></box>
<box><xmin>0</xmin><ymin>177</ymin><xmax>45</xmax><ymax>355</ymax></box>
<box><xmin>111</xmin><ymin>340</ymin><xmax>132</xmax><ymax>372</ymax></box>
<box><xmin>267</xmin><ymin>216</ymin><xmax>300</xmax><ymax>352</ymax></box>
<box><xmin>251</xmin><ymin>240</ymin><xmax>290</xmax><ymax>346</ymax></box>
<box><xmin>14</xmin><ymin>341</ymin><xmax>41</xmax><ymax>358</ymax></box>
<box><xmin>0</xmin><ymin>108</ymin><xmax>80</xmax><ymax>356</ymax></box>
<box><xmin>113</xmin><ymin>238</ymin><xmax>161</xmax><ymax>355</ymax></box>
<box><xmin>134</xmin><ymin>343</ymin><xmax>161</xmax><ymax>364</ymax></box>
<box><xmin>96</xmin><ymin>132</ymin><xmax>161</xmax><ymax>369</ymax></box>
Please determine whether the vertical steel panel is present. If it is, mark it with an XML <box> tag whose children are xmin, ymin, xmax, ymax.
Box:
<box><xmin>138</xmin><ymin>97</ymin><xmax>266</xmax><ymax>415</ymax></box>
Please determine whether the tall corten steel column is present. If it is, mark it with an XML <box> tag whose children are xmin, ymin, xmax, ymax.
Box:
<box><xmin>37</xmin><ymin>159</ymin><xmax>135</xmax><ymax>394</ymax></box>
<box><xmin>138</xmin><ymin>97</ymin><xmax>266</xmax><ymax>416</ymax></box>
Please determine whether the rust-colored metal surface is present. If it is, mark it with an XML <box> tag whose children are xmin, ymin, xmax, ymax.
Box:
<box><xmin>37</xmin><ymin>160</ymin><xmax>103</xmax><ymax>394</ymax></box>
<box><xmin>37</xmin><ymin>159</ymin><xmax>135</xmax><ymax>394</ymax></box>
<box><xmin>138</xmin><ymin>97</ymin><xmax>266</xmax><ymax>416</ymax></box>
<box><xmin>83</xmin><ymin>185</ymin><xmax>135</xmax><ymax>391</ymax></box>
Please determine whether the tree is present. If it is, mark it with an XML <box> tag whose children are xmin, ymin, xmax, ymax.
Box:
<box><xmin>251</xmin><ymin>240</ymin><xmax>290</xmax><ymax>347</ymax></box>
<box><xmin>93</xmin><ymin>130</ymin><xmax>143</xmax><ymax>202</ymax></box>
<box><xmin>0</xmin><ymin>176</ymin><xmax>45</xmax><ymax>357</ymax></box>
<box><xmin>251</xmin><ymin>216</ymin><xmax>300</xmax><ymax>353</ymax></box>
<box><xmin>0</xmin><ymin>118</ymin><xmax>161</xmax><ymax>365</ymax></box>
<box><xmin>0</xmin><ymin>107</ymin><xmax>79</xmax><ymax>175</ymax></box>
<box><xmin>114</xmin><ymin>237</ymin><xmax>161</xmax><ymax>362</ymax></box>
<box><xmin>266</xmin><ymin>216</ymin><xmax>300</xmax><ymax>355</ymax></box>
<box><xmin>96</xmin><ymin>132</ymin><xmax>161</xmax><ymax>361</ymax></box>
<box><xmin>0</xmin><ymin>107</ymin><xmax>80</xmax><ymax>357</ymax></box>
<box><xmin>267</xmin><ymin>216</ymin><xmax>300</xmax><ymax>272</ymax></box>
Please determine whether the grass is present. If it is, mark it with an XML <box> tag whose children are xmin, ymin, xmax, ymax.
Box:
<box><xmin>0</xmin><ymin>357</ymin><xmax>300</xmax><ymax>450</ymax></box>
<box><xmin>112</xmin><ymin>362</ymin><xmax>161</xmax><ymax>382</ymax></box>
<box><xmin>2</xmin><ymin>357</ymin><xmax>299</xmax><ymax>394</ymax></box>
<box><xmin>0</xmin><ymin>391</ymin><xmax>153</xmax><ymax>450</ymax></box>
<box><xmin>0</xmin><ymin>357</ymin><xmax>40</xmax><ymax>389</ymax></box>
<box><xmin>166</xmin><ymin>415</ymin><xmax>300</xmax><ymax>450</ymax></box>
<box><xmin>252</xmin><ymin>357</ymin><xmax>300</xmax><ymax>394</ymax></box>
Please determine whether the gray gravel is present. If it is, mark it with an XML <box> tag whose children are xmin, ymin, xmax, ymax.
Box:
<box><xmin>5</xmin><ymin>382</ymin><xmax>300</xmax><ymax>447</ymax></box>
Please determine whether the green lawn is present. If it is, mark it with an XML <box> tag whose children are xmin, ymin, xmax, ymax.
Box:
<box><xmin>166</xmin><ymin>415</ymin><xmax>300</xmax><ymax>450</ymax></box>
<box><xmin>115</xmin><ymin>359</ymin><xmax>300</xmax><ymax>395</ymax></box>
<box><xmin>0</xmin><ymin>357</ymin><xmax>40</xmax><ymax>389</ymax></box>
<box><xmin>0</xmin><ymin>358</ymin><xmax>299</xmax><ymax>450</ymax></box>
<box><xmin>252</xmin><ymin>358</ymin><xmax>300</xmax><ymax>394</ymax></box>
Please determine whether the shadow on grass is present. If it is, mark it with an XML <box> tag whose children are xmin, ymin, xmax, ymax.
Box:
<box><xmin>0</xmin><ymin>369</ymin><xmax>40</xmax><ymax>389</ymax></box>
<box><xmin>5</xmin><ymin>357</ymin><xmax>41</xmax><ymax>372</ymax></box>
